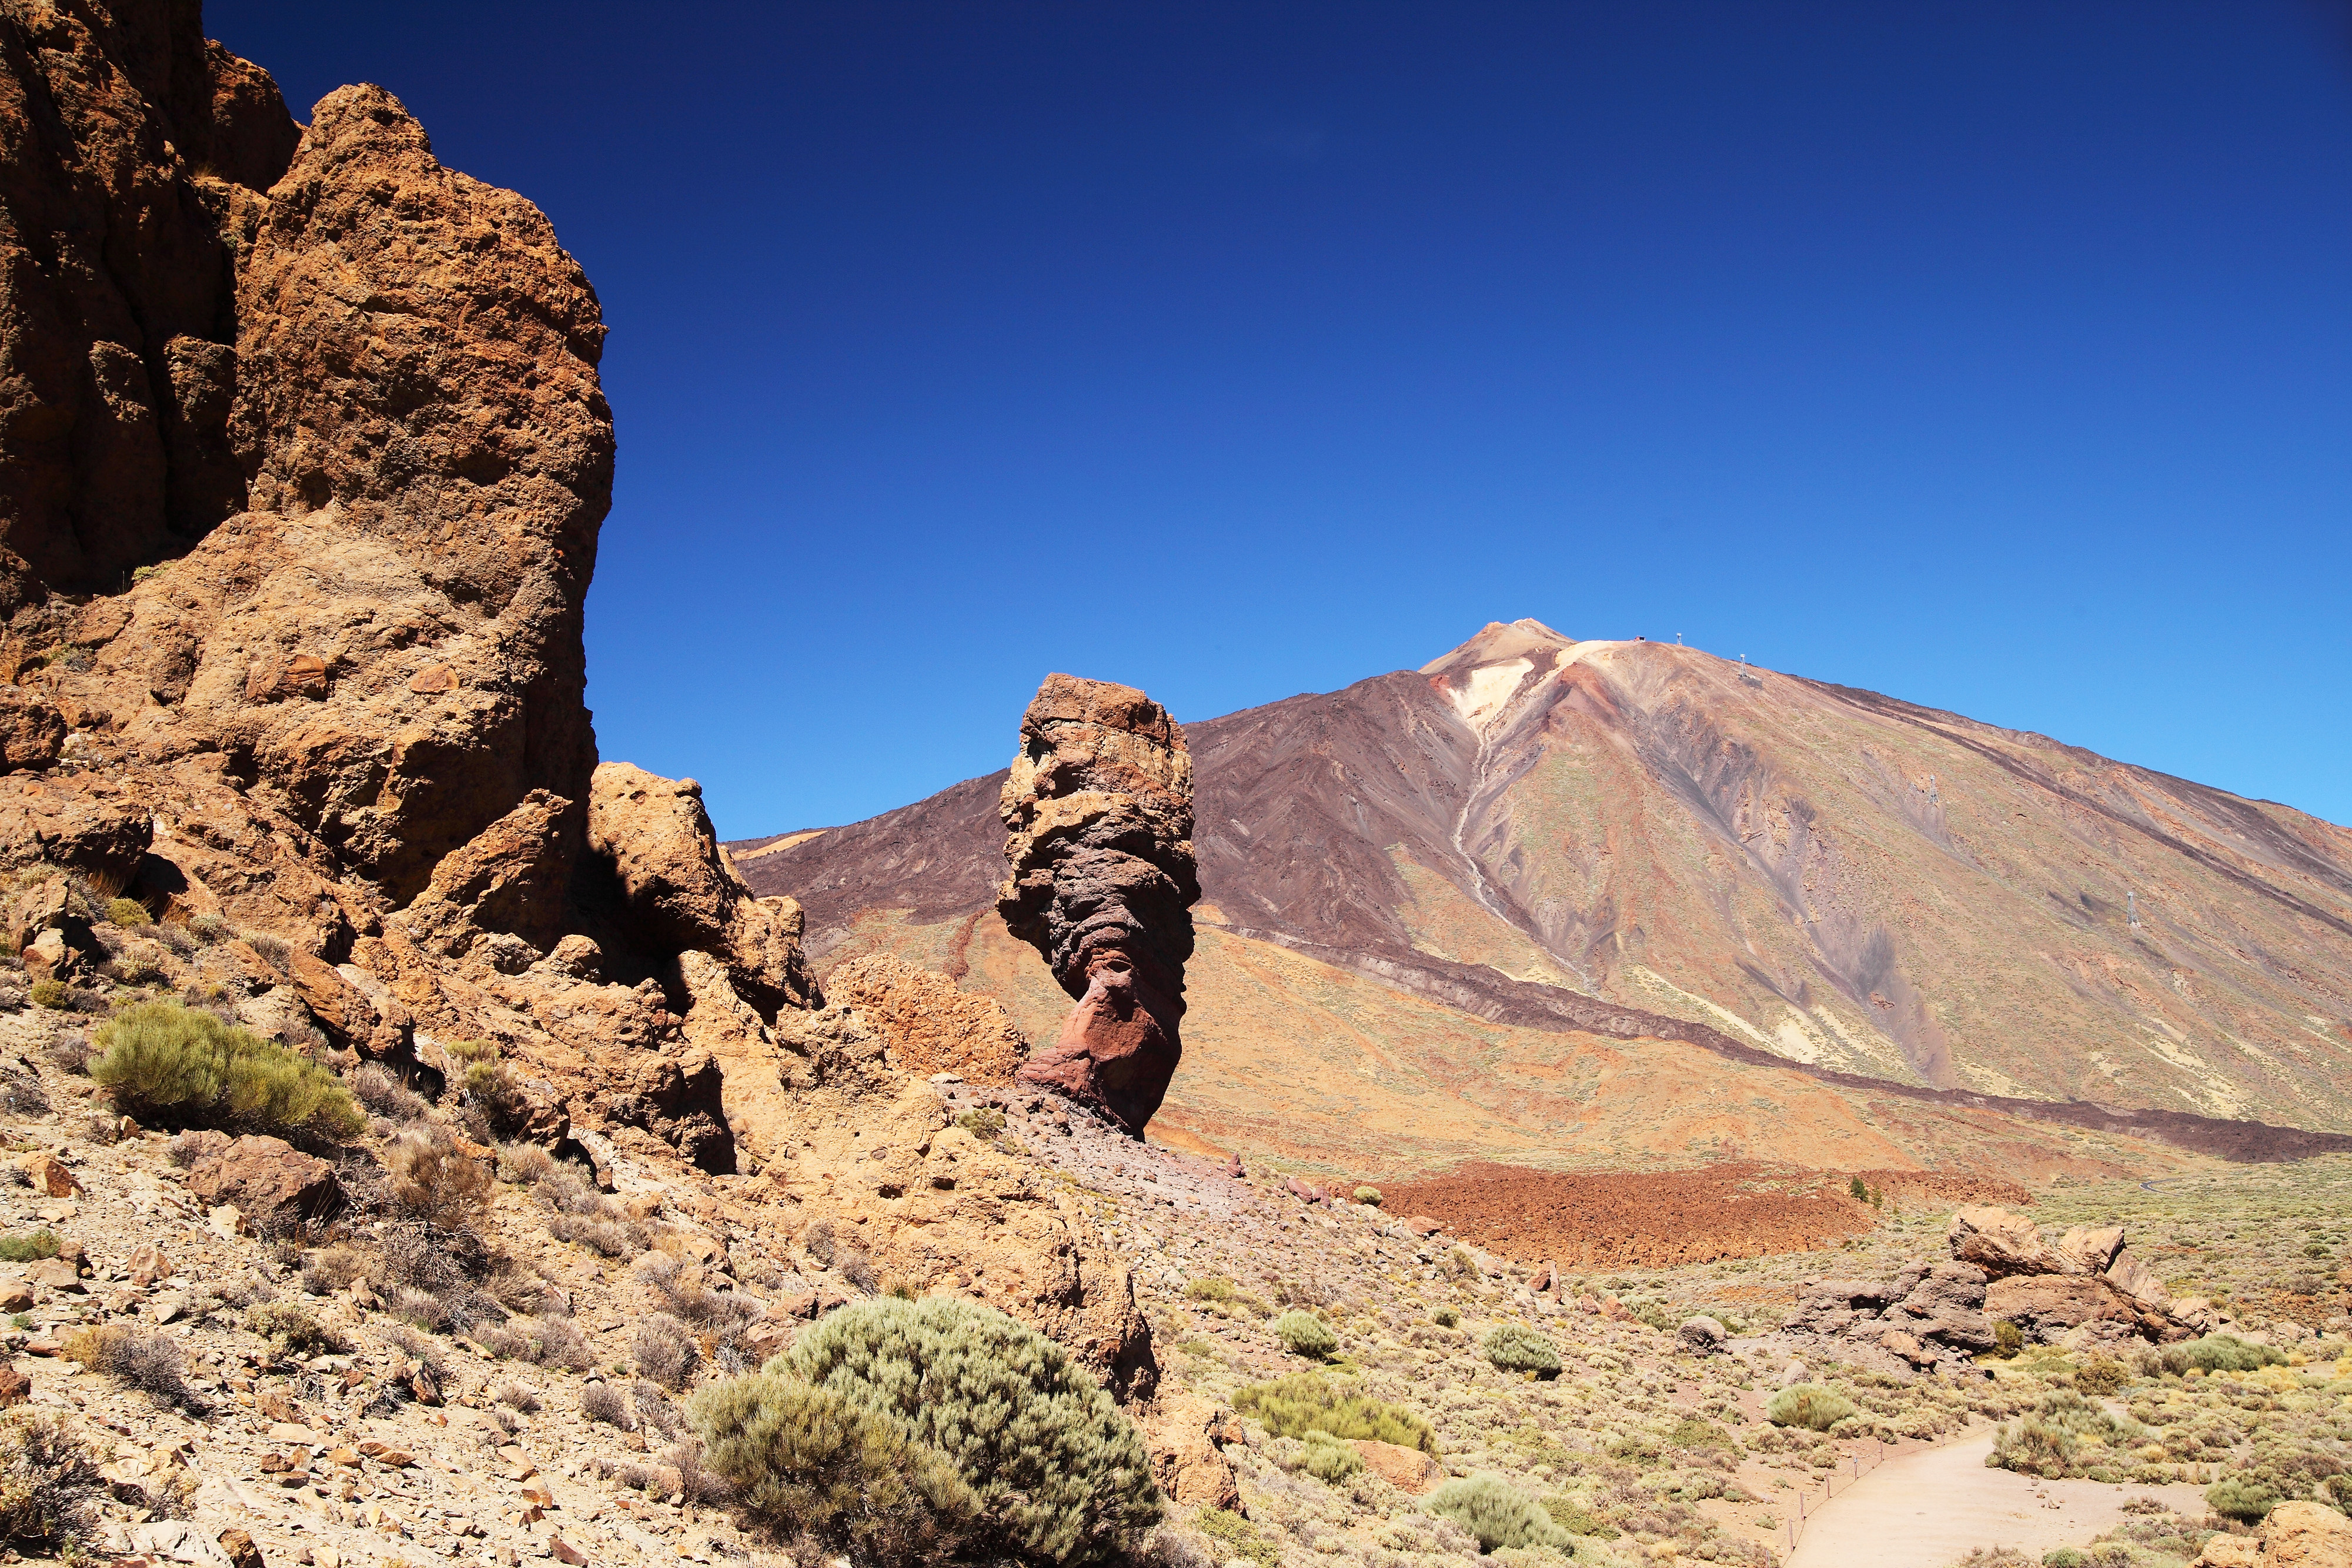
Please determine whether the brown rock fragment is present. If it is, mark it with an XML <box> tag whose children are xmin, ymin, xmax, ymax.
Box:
<box><xmin>181</xmin><ymin>1135</ymin><xmax>343</xmax><ymax>1235</ymax></box>
<box><xmin>1353</xmin><ymin>1438</ymin><xmax>1444</xmax><ymax>1495</ymax></box>
<box><xmin>0</xmin><ymin>1363</ymin><xmax>27</xmax><ymax>1408</ymax></box>
<box><xmin>22</xmin><ymin>1155</ymin><xmax>82</xmax><ymax>1198</ymax></box>
<box><xmin>0</xmin><ymin>689</ymin><xmax>65</xmax><ymax>773</ymax></box>
<box><xmin>219</xmin><ymin>1526</ymin><xmax>266</xmax><ymax>1568</ymax></box>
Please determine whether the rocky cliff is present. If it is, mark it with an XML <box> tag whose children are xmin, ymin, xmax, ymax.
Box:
<box><xmin>0</xmin><ymin>0</ymin><xmax>1148</xmax><ymax>1402</ymax></box>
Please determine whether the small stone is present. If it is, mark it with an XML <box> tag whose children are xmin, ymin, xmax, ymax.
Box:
<box><xmin>22</xmin><ymin>1155</ymin><xmax>82</xmax><ymax>1198</ymax></box>
<box><xmin>0</xmin><ymin>1362</ymin><xmax>28</xmax><ymax>1407</ymax></box>
<box><xmin>0</xmin><ymin>1282</ymin><xmax>31</xmax><ymax>1313</ymax></box>
<box><xmin>219</xmin><ymin>1526</ymin><xmax>265</xmax><ymax>1568</ymax></box>
<box><xmin>546</xmin><ymin>1536</ymin><xmax>588</xmax><ymax>1566</ymax></box>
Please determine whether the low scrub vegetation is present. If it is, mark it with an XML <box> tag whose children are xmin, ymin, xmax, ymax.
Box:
<box><xmin>0</xmin><ymin>1411</ymin><xmax>106</xmax><ymax>1549</ymax></box>
<box><xmin>1272</xmin><ymin>1310</ymin><xmax>1338</xmax><ymax>1359</ymax></box>
<box><xmin>1767</xmin><ymin>1383</ymin><xmax>1857</xmax><ymax>1432</ymax></box>
<box><xmin>1481</xmin><ymin>1323</ymin><xmax>1561</xmax><ymax>1378</ymax></box>
<box><xmin>693</xmin><ymin>1295</ymin><xmax>1159</xmax><ymax>1564</ymax></box>
<box><xmin>1425</xmin><ymin>1473</ymin><xmax>1573</xmax><ymax>1554</ymax></box>
<box><xmin>87</xmin><ymin>1001</ymin><xmax>362</xmax><ymax>1141</ymax></box>
<box><xmin>1231</xmin><ymin>1370</ymin><xmax>1438</xmax><ymax>1454</ymax></box>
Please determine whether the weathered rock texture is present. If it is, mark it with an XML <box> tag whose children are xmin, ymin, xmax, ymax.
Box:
<box><xmin>0</xmin><ymin>0</ymin><xmax>1160</xmax><ymax>1416</ymax></box>
<box><xmin>824</xmin><ymin>950</ymin><xmax>1027</xmax><ymax>1082</ymax></box>
<box><xmin>1769</xmin><ymin>1204</ymin><xmax>2193</xmax><ymax>1378</ymax></box>
<box><xmin>997</xmin><ymin>673</ymin><xmax>1198</xmax><ymax>1136</ymax></box>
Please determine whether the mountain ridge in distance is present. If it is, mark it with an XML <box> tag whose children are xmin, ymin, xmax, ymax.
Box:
<box><xmin>731</xmin><ymin>621</ymin><xmax>2352</xmax><ymax>1176</ymax></box>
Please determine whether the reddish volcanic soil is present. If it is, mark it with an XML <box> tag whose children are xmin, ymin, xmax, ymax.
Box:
<box><xmin>1378</xmin><ymin>1163</ymin><xmax>2032</xmax><ymax>1269</ymax></box>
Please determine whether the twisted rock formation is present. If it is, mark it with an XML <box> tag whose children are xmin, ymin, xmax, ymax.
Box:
<box><xmin>998</xmin><ymin>674</ymin><xmax>1198</xmax><ymax>1135</ymax></box>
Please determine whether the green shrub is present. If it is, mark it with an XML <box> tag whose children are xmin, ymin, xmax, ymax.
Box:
<box><xmin>1482</xmin><ymin>1323</ymin><xmax>1561</xmax><ymax>1379</ymax></box>
<box><xmin>104</xmin><ymin>898</ymin><xmax>150</xmax><ymax>928</ymax></box>
<box><xmin>0</xmin><ymin>1232</ymin><xmax>58</xmax><ymax>1263</ymax></box>
<box><xmin>2206</xmin><ymin>1476</ymin><xmax>2278</xmax><ymax>1523</ymax></box>
<box><xmin>0</xmin><ymin>1410</ymin><xmax>106</xmax><ymax>1546</ymax></box>
<box><xmin>1195</xmin><ymin>1509</ymin><xmax>1279</xmax><ymax>1568</ymax></box>
<box><xmin>1541</xmin><ymin>1495</ymin><xmax>1621</xmax><ymax>1539</ymax></box>
<box><xmin>1273</xmin><ymin>1310</ymin><xmax>1338</xmax><ymax>1360</ymax></box>
<box><xmin>954</xmin><ymin>1106</ymin><xmax>1005</xmax><ymax>1140</ymax></box>
<box><xmin>28</xmin><ymin>979</ymin><xmax>68</xmax><ymax>1011</ymax></box>
<box><xmin>88</xmin><ymin>1001</ymin><xmax>362</xmax><ymax>1141</ymax></box>
<box><xmin>1183</xmin><ymin>1275</ymin><xmax>1237</xmax><ymax>1302</ymax></box>
<box><xmin>1231</xmin><ymin>1371</ymin><xmax>1436</xmax><ymax>1454</ymax></box>
<box><xmin>774</xmin><ymin>1295</ymin><xmax>1159</xmax><ymax>1564</ymax></box>
<box><xmin>2074</xmin><ymin>1356</ymin><xmax>2126</xmax><ymax>1395</ymax></box>
<box><xmin>1987</xmin><ymin>1391</ymin><xmax>2151</xmax><ymax>1479</ymax></box>
<box><xmin>245</xmin><ymin>1303</ymin><xmax>343</xmax><ymax>1358</ymax></box>
<box><xmin>1352</xmin><ymin>1185</ymin><xmax>1382</xmax><ymax>1207</ymax></box>
<box><xmin>1432</xmin><ymin>1306</ymin><xmax>1459</xmax><ymax>1328</ymax></box>
<box><xmin>2180</xmin><ymin>1334</ymin><xmax>2286</xmax><ymax>1373</ymax></box>
<box><xmin>1298</xmin><ymin>1429</ymin><xmax>1363</xmax><ymax>1485</ymax></box>
<box><xmin>1426</xmin><ymin>1473</ymin><xmax>1573</xmax><ymax>1553</ymax></box>
<box><xmin>691</xmin><ymin>1366</ymin><xmax>980</xmax><ymax>1560</ymax></box>
<box><xmin>1994</xmin><ymin>1319</ymin><xmax>2024</xmax><ymax>1356</ymax></box>
<box><xmin>1768</xmin><ymin>1383</ymin><xmax>1857</xmax><ymax>1432</ymax></box>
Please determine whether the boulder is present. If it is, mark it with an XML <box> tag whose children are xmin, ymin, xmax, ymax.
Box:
<box><xmin>0</xmin><ymin>775</ymin><xmax>152</xmax><ymax>890</ymax></box>
<box><xmin>181</xmin><ymin>1135</ymin><xmax>343</xmax><ymax>1236</ymax></box>
<box><xmin>1948</xmin><ymin>1206</ymin><xmax>2070</xmax><ymax>1277</ymax></box>
<box><xmin>1352</xmin><ymin>1439</ymin><xmax>1445</xmax><ymax>1495</ymax></box>
<box><xmin>587</xmin><ymin>763</ymin><xmax>815</xmax><ymax>1010</ymax></box>
<box><xmin>21</xmin><ymin>1154</ymin><xmax>82</xmax><ymax>1198</ymax></box>
<box><xmin>997</xmin><ymin>675</ymin><xmax>1199</xmax><ymax>1136</ymax></box>
<box><xmin>2263</xmin><ymin>1500</ymin><xmax>2352</xmax><ymax>1568</ymax></box>
<box><xmin>0</xmin><ymin>1362</ymin><xmax>26</xmax><ymax>1408</ymax></box>
<box><xmin>1679</xmin><ymin>1316</ymin><xmax>1728</xmax><ymax>1355</ymax></box>
<box><xmin>0</xmin><ymin>689</ymin><xmax>65</xmax><ymax>773</ymax></box>
<box><xmin>1144</xmin><ymin>1391</ymin><xmax>1241</xmax><ymax>1510</ymax></box>
<box><xmin>2056</xmin><ymin>1225</ymin><xmax>2126</xmax><ymax>1275</ymax></box>
<box><xmin>2104</xmin><ymin>1248</ymin><xmax>2169</xmax><ymax>1308</ymax></box>
<box><xmin>1984</xmin><ymin>1275</ymin><xmax>2129</xmax><ymax>1339</ymax></box>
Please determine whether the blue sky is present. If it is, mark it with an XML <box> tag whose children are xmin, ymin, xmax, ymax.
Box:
<box><xmin>212</xmin><ymin>2</ymin><xmax>2352</xmax><ymax>836</ymax></box>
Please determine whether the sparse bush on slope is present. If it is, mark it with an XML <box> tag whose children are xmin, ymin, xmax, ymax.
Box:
<box><xmin>1273</xmin><ymin>1310</ymin><xmax>1338</xmax><ymax>1359</ymax></box>
<box><xmin>1231</xmin><ymin>1371</ymin><xmax>1437</xmax><ymax>1454</ymax></box>
<box><xmin>88</xmin><ymin>1000</ymin><xmax>361</xmax><ymax>1141</ymax></box>
<box><xmin>691</xmin><ymin>1367</ymin><xmax>980</xmax><ymax>1560</ymax></box>
<box><xmin>1768</xmin><ymin>1383</ymin><xmax>1856</xmax><ymax>1432</ymax></box>
<box><xmin>1425</xmin><ymin>1474</ymin><xmax>1573</xmax><ymax>1553</ymax></box>
<box><xmin>696</xmin><ymin>1296</ymin><xmax>1158</xmax><ymax>1564</ymax></box>
<box><xmin>1482</xmin><ymin>1323</ymin><xmax>1562</xmax><ymax>1378</ymax></box>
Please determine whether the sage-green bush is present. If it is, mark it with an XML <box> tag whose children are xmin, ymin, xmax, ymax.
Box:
<box><xmin>770</xmin><ymin>1296</ymin><xmax>1158</xmax><ymax>1564</ymax></box>
<box><xmin>2206</xmin><ymin>1476</ymin><xmax>2278</xmax><ymax>1523</ymax></box>
<box><xmin>1425</xmin><ymin>1473</ymin><xmax>1573</xmax><ymax>1553</ymax></box>
<box><xmin>1768</xmin><ymin>1383</ymin><xmax>1857</xmax><ymax>1432</ymax></box>
<box><xmin>1298</xmin><ymin>1429</ymin><xmax>1363</xmax><ymax>1485</ymax></box>
<box><xmin>1481</xmin><ymin>1323</ymin><xmax>1561</xmax><ymax>1379</ymax></box>
<box><xmin>2177</xmin><ymin>1334</ymin><xmax>2286</xmax><ymax>1373</ymax></box>
<box><xmin>88</xmin><ymin>1001</ymin><xmax>361</xmax><ymax>1141</ymax></box>
<box><xmin>1273</xmin><ymin>1310</ymin><xmax>1338</xmax><ymax>1359</ymax></box>
<box><xmin>1231</xmin><ymin>1371</ymin><xmax>1436</xmax><ymax>1453</ymax></box>
<box><xmin>690</xmin><ymin>1368</ymin><xmax>981</xmax><ymax>1559</ymax></box>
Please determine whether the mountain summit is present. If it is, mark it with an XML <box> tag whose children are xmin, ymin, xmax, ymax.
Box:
<box><xmin>737</xmin><ymin>624</ymin><xmax>2352</xmax><ymax>1172</ymax></box>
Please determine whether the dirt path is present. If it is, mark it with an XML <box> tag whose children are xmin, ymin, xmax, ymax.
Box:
<box><xmin>1786</xmin><ymin>1429</ymin><xmax>2209</xmax><ymax>1568</ymax></box>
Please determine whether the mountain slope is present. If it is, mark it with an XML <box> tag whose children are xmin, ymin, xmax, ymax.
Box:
<box><xmin>734</xmin><ymin>622</ymin><xmax>2352</xmax><ymax>1162</ymax></box>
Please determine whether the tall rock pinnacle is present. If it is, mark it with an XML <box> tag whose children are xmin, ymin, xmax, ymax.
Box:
<box><xmin>997</xmin><ymin>674</ymin><xmax>1199</xmax><ymax>1136</ymax></box>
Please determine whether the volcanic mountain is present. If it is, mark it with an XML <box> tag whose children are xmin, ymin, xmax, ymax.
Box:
<box><xmin>732</xmin><ymin>621</ymin><xmax>2352</xmax><ymax>1176</ymax></box>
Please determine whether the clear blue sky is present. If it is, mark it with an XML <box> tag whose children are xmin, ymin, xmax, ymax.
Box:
<box><xmin>212</xmin><ymin>2</ymin><xmax>2352</xmax><ymax>837</ymax></box>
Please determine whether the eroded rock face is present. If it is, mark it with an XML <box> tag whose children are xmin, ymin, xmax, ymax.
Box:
<box><xmin>824</xmin><ymin>950</ymin><xmax>1027</xmax><ymax>1082</ymax></box>
<box><xmin>588</xmin><ymin>763</ymin><xmax>816</xmax><ymax>1013</ymax></box>
<box><xmin>997</xmin><ymin>674</ymin><xmax>1197</xmax><ymax>1136</ymax></box>
<box><xmin>181</xmin><ymin>1134</ymin><xmax>343</xmax><ymax>1235</ymax></box>
<box><xmin>0</xmin><ymin>0</ymin><xmax>299</xmax><ymax>600</ymax></box>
